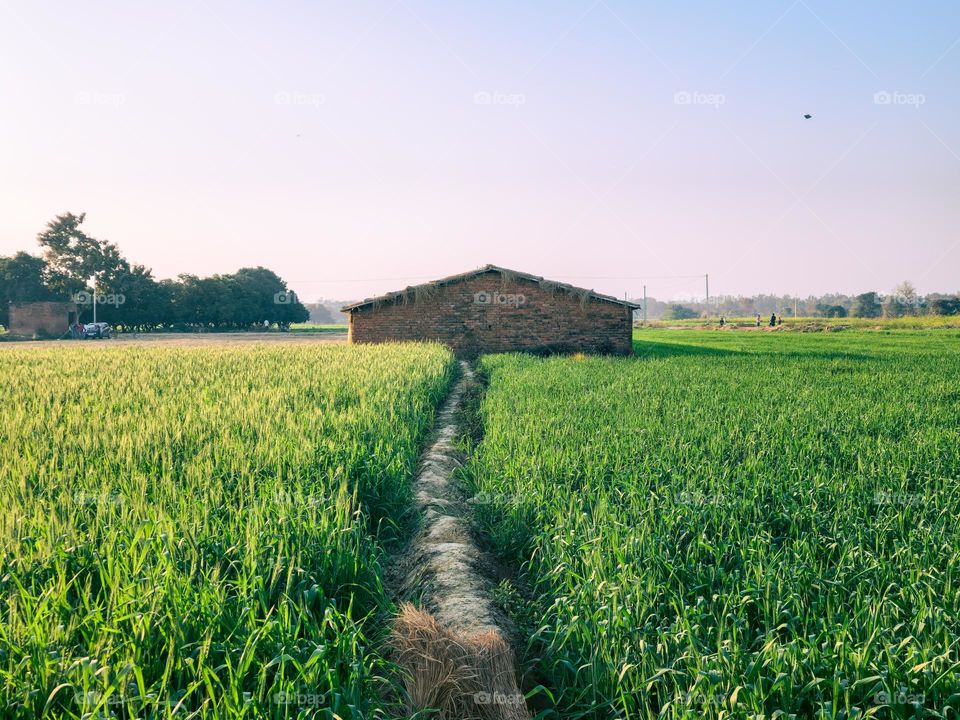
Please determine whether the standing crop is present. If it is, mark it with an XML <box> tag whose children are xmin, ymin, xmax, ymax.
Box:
<box><xmin>0</xmin><ymin>342</ymin><xmax>454</xmax><ymax>718</ymax></box>
<box><xmin>469</xmin><ymin>330</ymin><xmax>960</xmax><ymax>718</ymax></box>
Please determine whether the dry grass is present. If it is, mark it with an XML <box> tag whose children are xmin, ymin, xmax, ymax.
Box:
<box><xmin>391</xmin><ymin>604</ymin><xmax>529</xmax><ymax>720</ymax></box>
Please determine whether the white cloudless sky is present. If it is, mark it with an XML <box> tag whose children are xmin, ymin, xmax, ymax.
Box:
<box><xmin>1</xmin><ymin>0</ymin><xmax>958</xmax><ymax>301</ymax></box>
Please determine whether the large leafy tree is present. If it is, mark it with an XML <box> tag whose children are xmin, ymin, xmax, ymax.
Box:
<box><xmin>37</xmin><ymin>212</ymin><xmax>130</xmax><ymax>296</ymax></box>
<box><xmin>233</xmin><ymin>267</ymin><xmax>308</xmax><ymax>327</ymax></box>
<box><xmin>87</xmin><ymin>265</ymin><xmax>170</xmax><ymax>329</ymax></box>
<box><xmin>169</xmin><ymin>268</ymin><xmax>307</xmax><ymax>328</ymax></box>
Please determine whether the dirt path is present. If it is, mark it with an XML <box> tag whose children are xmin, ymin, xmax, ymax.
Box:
<box><xmin>390</xmin><ymin>361</ymin><xmax>529</xmax><ymax>720</ymax></box>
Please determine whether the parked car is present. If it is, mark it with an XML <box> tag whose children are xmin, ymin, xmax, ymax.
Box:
<box><xmin>82</xmin><ymin>322</ymin><xmax>112</xmax><ymax>339</ymax></box>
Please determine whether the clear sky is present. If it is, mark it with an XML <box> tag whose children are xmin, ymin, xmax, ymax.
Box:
<box><xmin>1</xmin><ymin>1</ymin><xmax>958</xmax><ymax>302</ymax></box>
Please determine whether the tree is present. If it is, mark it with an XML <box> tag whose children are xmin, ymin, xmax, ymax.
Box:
<box><xmin>304</xmin><ymin>303</ymin><xmax>336</xmax><ymax>324</ymax></box>
<box><xmin>885</xmin><ymin>280</ymin><xmax>920</xmax><ymax>317</ymax></box>
<box><xmin>37</xmin><ymin>212</ymin><xmax>130</xmax><ymax>297</ymax></box>
<box><xmin>171</xmin><ymin>274</ymin><xmax>234</xmax><ymax>327</ymax></box>
<box><xmin>815</xmin><ymin>303</ymin><xmax>847</xmax><ymax>318</ymax></box>
<box><xmin>90</xmin><ymin>265</ymin><xmax>170</xmax><ymax>330</ymax></box>
<box><xmin>0</xmin><ymin>252</ymin><xmax>59</xmax><ymax>327</ymax></box>
<box><xmin>166</xmin><ymin>268</ymin><xmax>306</xmax><ymax>329</ymax></box>
<box><xmin>6</xmin><ymin>213</ymin><xmax>309</xmax><ymax>332</ymax></box>
<box><xmin>662</xmin><ymin>304</ymin><xmax>699</xmax><ymax>320</ymax></box>
<box><xmin>230</xmin><ymin>267</ymin><xmax>308</xmax><ymax>328</ymax></box>
<box><xmin>851</xmin><ymin>292</ymin><xmax>882</xmax><ymax>318</ymax></box>
<box><xmin>928</xmin><ymin>296</ymin><xmax>960</xmax><ymax>316</ymax></box>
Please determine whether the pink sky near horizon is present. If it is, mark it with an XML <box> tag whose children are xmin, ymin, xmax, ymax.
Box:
<box><xmin>1</xmin><ymin>0</ymin><xmax>958</xmax><ymax>303</ymax></box>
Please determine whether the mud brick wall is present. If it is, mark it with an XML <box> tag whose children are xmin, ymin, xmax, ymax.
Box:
<box><xmin>347</xmin><ymin>271</ymin><xmax>634</xmax><ymax>356</ymax></box>
<box><xmin>8</xmin><ymin>302</ymin><xmax>73</xmax><ymax>338</ymax></box>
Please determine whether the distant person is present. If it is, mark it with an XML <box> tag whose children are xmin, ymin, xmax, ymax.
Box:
<box><xmin>719</xmin><ymin>316</ymin><xmax>725</xmax><ymax>327</ymax></box>
<box><xmin>777</xmin><ymin>315</ymin><xmax>783</xmax><ymax>326</ymax></box>
<box><xmin>769</xmin><ymin>312</ymin><xmax>776</xmax><ymax>327</ymax></box>
<box><xmin>756</xmin><ymin>314</ymin><xmax>761</xmax><ymax>327</ymax></box>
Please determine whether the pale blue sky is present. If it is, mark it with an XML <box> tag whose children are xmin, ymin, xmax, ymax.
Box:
<box><xmin>1</xmin><ymin>1</ymin><xmax>958</xmax><ymax>301</ymax></box>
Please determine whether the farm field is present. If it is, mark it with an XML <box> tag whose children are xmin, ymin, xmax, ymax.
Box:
<box><xmin>645</xmin><ymin>315</ymin><xmax>960</xmax><ymax>331</ymax></box>
<box><xmin>0</xmin><ymin>332</ymin><xmax>347</xmax><ymax>349</ymax></box>
<box><xmin>0</xmin><ymin>342</ymin><xmax>454</xmax><ymax>718</ymax></box>
<box><xmin>469</xmin><ymin>330</ymin><xmax>960</xmax><ymax>718</ymax></box>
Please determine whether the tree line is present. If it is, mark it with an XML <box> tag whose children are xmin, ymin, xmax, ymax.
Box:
<box><xmin>0</xmin><ymin>213</ymin><xmax>309</xmax><ymax>331</ymax></box>
<box><xmin>648</xmin><ymin>281</ymin><xmax>960</xmax><ymax>321</ymax></box>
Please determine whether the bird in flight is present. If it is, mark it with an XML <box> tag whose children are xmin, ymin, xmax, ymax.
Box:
<box><xmin>803</xmin><ymin>114</ymin><xmax>813</xmax><ymax>119</ymax></box>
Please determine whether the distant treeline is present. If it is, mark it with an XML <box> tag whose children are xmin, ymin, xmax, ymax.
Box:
<box><xmin>302</xmin><ymin>301</ymin><xmax>348</xmax><ymax>325</ymax></box>
<box><xmin>638</xmin><ymin>282</ymin><xmax>960</xmax><ymax>320</ymax></box>
<box><xmin>0</xmin><ymin>213</ymin><xmax>309</xmax><ymax>331</ymax></box>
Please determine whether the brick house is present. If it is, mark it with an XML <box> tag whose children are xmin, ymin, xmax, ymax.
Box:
<box><xmin>8</xmin><ymin>301</ymin><xmax>77</xmax><ymax>338</ymax></box>
<box><xmin>341</xmin><ymin>265</ymin><xmax>639</xmax><ymax>356</ymax></box>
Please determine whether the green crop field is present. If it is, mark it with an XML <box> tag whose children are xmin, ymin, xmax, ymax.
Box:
<box><xmin>645</xmin><ymin>316</ymin><xmax>960</xmax><ymax>331</ymax></box>
<box><xmin>469</xmin><ymin>330</ymin><xmax>960</xmax><ymax>718</ymax></box>
<box><xmin>2</xmin><ymin>329</ymin><xmax>958</xmax><ymax>719</ymax></box>
<box><xmin>0</xmin><ymin>343</ymin><xmax>454</xmax><ymax>718</ymax></box>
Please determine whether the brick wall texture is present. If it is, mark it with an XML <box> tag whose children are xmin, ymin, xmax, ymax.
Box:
<box><xmin>8</xmin><ymin>302</ymin><xmax>74</xmax><ymax>337</ymax></box>
<box><xmin>347</xmin><ymin>270</ymin><xmax>634</xmax><ymax>356</ymax></box>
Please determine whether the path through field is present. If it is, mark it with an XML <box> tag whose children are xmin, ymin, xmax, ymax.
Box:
<box><xmin>390</xmin><ymin>361</ymin><xmax>529</xmax><ymax>719</ymax></box>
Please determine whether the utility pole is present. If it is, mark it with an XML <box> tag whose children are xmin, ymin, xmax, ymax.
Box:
<box><xmin>89</xmin><ymin>274</ymin><xmax>99</xmax><ymax>326</ymax></box>
<box><xmin>705</xmin><ymin>273</ymin><xmax>710</xmax><ymax>314</ymax></box>
<box><xmin>643</xmin><ymin>285</ymin><xmax>647</xmax><ymax>323</ymax></box>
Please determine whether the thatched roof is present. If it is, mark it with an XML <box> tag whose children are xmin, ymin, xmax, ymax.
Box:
<box><xmin>341</xmin><ymin>264</ymin><xmax>641</xmax><ymax>312</ymax></box>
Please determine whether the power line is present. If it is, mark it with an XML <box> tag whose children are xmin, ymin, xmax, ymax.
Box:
<box><xmin>287</xmin><ymin>273</ymin><xmax>706</xmax><ymax>284</ymax></box>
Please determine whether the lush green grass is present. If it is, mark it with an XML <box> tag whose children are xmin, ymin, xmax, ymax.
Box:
<box><xmin>644</xmin><ymin>315</ymin><xmax>960</xmax><ymax>330</ymax></box>
<box><xmin>469</xmin><ymin>330</ymin><xmax>960</xmax><ymax>718</ymax></box>
<box><xmin>0</xmin><ymin>343</ymin><xmax>454</xmax><ymax>718</ymax></box>
<box><xmin>289</xmin><ymin>324</ymin><xmax>348</xmax><ymax>333</ymax></box>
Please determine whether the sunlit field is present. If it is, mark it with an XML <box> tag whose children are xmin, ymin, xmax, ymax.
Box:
<box><xmin>0</xmin><ymin>343</ymin><xmax>454</xmax><ymax>718</ymax></box>
<box><xmin>289</xmin><ymin>324</ymin><xmax>349</xmax><ymax>333</ymax></box>
<box><xmin>469</xmin><ymin>330</ymin><xmax>960</xmax><ymax>718</ymax></box>
<box><xmin>644</xmin><ymin>315</ymin><xmax>960</xmax><ymax>330</ymax></box>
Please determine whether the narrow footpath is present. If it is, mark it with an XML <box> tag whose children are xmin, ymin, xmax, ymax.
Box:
<box><xmin>389</xmin><ymin>360</ymin><xmax>529</xmax><ymax>720</ymax></box>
